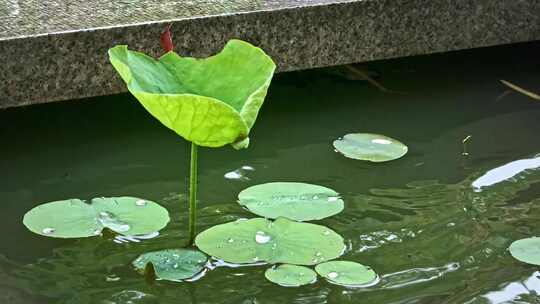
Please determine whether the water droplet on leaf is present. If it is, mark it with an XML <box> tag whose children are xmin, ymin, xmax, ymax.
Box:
<box><xmin>255</xmin><ymin>231</ymin><xmax>271</xmax><ymax>244</ymax></box>
<box><xmin>98</xmin><ymin>211</ymin><xmax>130</xmax><ymax>233</ymax></box>
<box><xmin>371</xmin><ymin>138</ymin><xmax>392</xmax><ymax>145</ymax></box>
<box><xmin>135</xmin><ymin>199</ymin><xmax>147</xmax><ymax>206</ymax></box>
<box><xmin>42</xmin><ymin>227</ymin><xmax>55</xmax><ymax>234</ymax></box>
<box><xmin>328</xmin><ymin>272</ymin><xmax>339</xmax><ymax>279</ymax></box>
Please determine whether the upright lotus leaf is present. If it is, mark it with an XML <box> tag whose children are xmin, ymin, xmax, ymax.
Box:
<box><xmin>108</xmin><ymin>39</ymin><xmax>276</xmax><ymax>149</ymax></box>
<box><xmin>509</xmin><ymin>237</ymin><xmax>540</xmax><ymax>265</ymax></box>
<box><xmin>132</xmin><ymin>249</ymin><xmax>208</xmax><ymax>282</ymax></box>
<box><xmin>333</xmin><ymin>133</ymin><xmax>408</xmax><ymax>162</ymax></box>
<box><xmin>195</xmin><ymin>217</ymin><xmax>345</xmax><ymax>265</ymax></box>
<box><xmin>315</xmin><ymin>261</ymin><xmax>378</xmax><ymax>287</ymax></box>
<box><xmin>264</xmin><ymin>264</ymin><xmax>317</xmax><ymax>287</ymax></box>
<box><xmin>238</xmin><ymin>182</ymin><xmax>344</xmax><ymax>221</ymax></box>
<box><xmin>23</xmin><ymin>197</ymin><xmax>170</xmax><ymax>238</ymax></box>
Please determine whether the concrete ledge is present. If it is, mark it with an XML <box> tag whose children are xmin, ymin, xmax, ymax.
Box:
<box><xmin>1</xmin><ymin>0</ymin><xmax>539</xmax><ymax>108</ymax></box>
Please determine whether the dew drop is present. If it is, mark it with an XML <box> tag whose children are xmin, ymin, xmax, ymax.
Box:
<box><xmin>228</xmin><ymin>238</ymin><xmax>235</xmax><ymax>243</ymax></box>
<box><xmin>328</xmin><ymin>272</ymin><xmax>339</xmax><ymax>279</ymax></box>
<box><xmin>328</xmin><ymin>197</ymin><xmax>339</xmax><ymax>202</ymax></box>
<box><xmin>93</xmin><ymin>229</ymin><xmax>102</xmax><ymax>236</ymax></box>
<box><xmin>323</xmin><ymin>230</ymin><xmax>331</xmax><ymax>236</ymax></box>
<box><xmin>312</xmin><ymin>195</ymin><xmax>320</xmax><ymax>200</ymax></box>
<box><xmin>255</xmin><ymin>231</ymin><xmax>271</xmax><ymax>244</ymax></box>
<box><xmin>42</xmin><ymin>227</ymin><xmax>55</xmax><ymax>235</ymax></box>
<box><xmin>316</xmin><ymin>252</ymin><xmax>322</xmax><ymax>257</ymax></box>
<box><xmin>135</xmin><ymin>199</ymin><xmax>147</xmax><ymax>206</ymax></box>
<box><xmin>253</xmin><ymin>256</ymin><xmax>260</xmax><ymax>262</ymax></box>
<box><xmin>173</xmin><ymin>263</ymin><xmax>179</xmax><ymax>269</ymax></box>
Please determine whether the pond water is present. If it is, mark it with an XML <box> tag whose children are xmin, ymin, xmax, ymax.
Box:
<box><xmin>2</xmin><ymin>41</ymin><xmax>540</xmax><ymax>304</ymax></box>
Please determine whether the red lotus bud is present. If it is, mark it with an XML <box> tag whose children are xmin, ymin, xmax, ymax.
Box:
<box><xmin>160</xmin><ymin>24</ymin><xmax>174</xmax><ymax>53</ymax></box>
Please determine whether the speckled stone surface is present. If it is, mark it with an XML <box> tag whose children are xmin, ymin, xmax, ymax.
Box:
<box><xmin>1</xmin><ymin>0</ymin><xmax>539</xmax><ymax>108</ymax></box>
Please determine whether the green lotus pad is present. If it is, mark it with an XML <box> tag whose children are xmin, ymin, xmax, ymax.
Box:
<box><xmin>195</xmin><ymin>217</ymin><xmax>345</xmax><ymax>265</ymax></box>
<box><xmin>108</xmin><ymin>39</ymin><xmax>276</xmax><ymax>149</ymax></box>
<box><xmin>509</xmin><ymin>237</ymin><xmax>540</xmax><ymax>265</ymax></box>
<box><xmin>265</xmin><ymin>264</ymin><xmax>317</xmax><ymax>287</ymax></box>
<box><xmin>238</xmin><ymin>182</ymin><xmax>344</xmax><ymax>221</ymax></box>
<box><xmin>132</xmin><ymin>249</ymin><xmax>208</xmax><ymax>282</ymax></box>
<box><xmin>315</xmin><ymin>261</ymin><xmax>378</xmax><ymax>287</ymax></box>
<box><xmin>333</xmin><ymin>133</ymin><xmax>408</xmax><ymax>162</ymax></box>
<box><xmin>23</xmin><ymin>197</ymin><xmax>170</xmax><ymax>238</ymax></box>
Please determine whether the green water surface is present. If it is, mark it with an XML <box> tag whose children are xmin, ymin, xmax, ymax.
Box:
<box><xmin>1</xmin><ymin>42</ymin><xmax>540</xmax><ymax>304</ymax></box>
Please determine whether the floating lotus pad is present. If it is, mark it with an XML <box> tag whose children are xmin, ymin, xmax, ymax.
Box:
<box><xmin>238</xmin><ymin>182</ymin><xmax>344</xmax><ymax>221</ymax></box>
<box><xmin>315</xmin><ymin>261</ymin><xmax>378</xmax><ymax>287</ymax></box>
<box><xmin>509</xmin><ymin>237</ymin><xmax>540</xmax><ymax>265</ymax></box>
<box><xmin>264</xmin><ymin>264</ymin><xmax>317</xmax><ymax>287</ymax></box>
<box><xmin>333</xmin><ymin>133</ymin><xmax>408</xmax><ymax>162</ymax></box>
<box><xmin>109</xmin><ymin>40</ymin><xmax>276</xmax><ymax>149</ymax></box>
<box><xmin>195</xmin><ymin>217</ymin><xmax>345</xmax><ymax>265</ymax></box>
<box><xmin>132</xmin><ymin>249</ymin><xmax>208</xmax><ymax>282</ymax></box>
<box><xmin>23</xmin><ymin>197</ymin><xmax>170</xmax><ymax>238</ymax></box>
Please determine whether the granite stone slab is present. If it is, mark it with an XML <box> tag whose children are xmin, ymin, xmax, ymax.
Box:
<box><xmin>1</xmin><ymin>0</ymin><xmax>539</xmax><ymax>108</ymax></box>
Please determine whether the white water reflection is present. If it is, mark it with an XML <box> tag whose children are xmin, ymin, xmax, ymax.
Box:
<box><xmin>356</xmin><ymin>228</ymin><xmax>419</xmax><ymax>252</ymax></box>
<box><xmin>105</xmin><ymin>290</ymin><xmax>155</xmax><ymax>304</ymax></box>
<box><xmin>472</xmin><ymin>156</ymin><xmax>540</xmax><ymax>191</ymax></box>
<box><xmin>378</xmin><ymin>262</ymin><xmax>460</xmax><ymax>289</ymax></box>
<box><xmin>113</xmin><ymin>231</ymin><xmax>159</xmax><ymax>244</ymax></box>
<box><xmin>482</xmin><ymin>271</ymin><xmax>540</xmax><ymax>303</ymax></box>
<box><xmin>224</xmin><ymin>165</ymin><xmax>255</xmax><ymax>181</ymax></box>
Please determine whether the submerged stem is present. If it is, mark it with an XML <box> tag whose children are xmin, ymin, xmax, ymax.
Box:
<box><xmin>188</xmin><ymin>143</ymin><xmax>198</xmax><ymax>245</ymax></box>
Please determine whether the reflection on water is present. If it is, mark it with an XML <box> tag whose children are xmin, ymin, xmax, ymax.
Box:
<box><xmin>472</xmin><ymin>156</ymin><xmax>540</xmax><ymax>191</ymax></box>
<box><xmin>113</xmin><ymin>232</ymin><xmax>160</xmax><ymax>244</ymax></box>
<box><xmin>480</xmin><ymin>271</ymin><xmax>540</xmax><ymax>304</ymax></box>
<box><xmin>1</xmin><ymin>43</ymin><xmax>540</xmax><ymax>303</ymax></box>
<box><xmin>224</xmin><ymin>165</ymin><xmax>255</xmax><ymax>181</ymax></box>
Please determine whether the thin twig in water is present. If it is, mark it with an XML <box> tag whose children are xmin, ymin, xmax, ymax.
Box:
<box><xmin>345</xmin><ymin>64</ymin><xmax>405</xmax><ymax>94</ymax></box>
<box><xmin>462</xmin><ymin>135</ymin><xmax>472</xmax><ymax>156</ymax></box>
<box><xmin>500</xmin><ymin>80</ymin><xmax>540</xmax><ymax>101</ymax></box>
